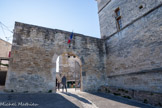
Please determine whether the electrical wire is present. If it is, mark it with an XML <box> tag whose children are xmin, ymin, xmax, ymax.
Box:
<box><xmin>0</xmin><ymin>23</ymin><xmax>6</xmax><ymax>39</ymax></box>
<box><xmin>0</xmin><ymin>21</ymin><xmax>13</xmax><ymax>42</ymax></box>
<box><xmin>0</xmin><ymin>22</ymin><xmax>13</xmax><ymax>33</ymax></box>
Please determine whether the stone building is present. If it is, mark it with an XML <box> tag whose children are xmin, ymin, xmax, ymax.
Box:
<box><xmin>96</xmin><ymin>0</ymin><xmax>162</xmax><ymax>106</ymax></box>
<box><xmin>3</xmin><ymin>0</ymin><xmax>162</xmax><ymax>106</ymax></box>
<box><xmin>0</xmin><ymin>39</ymin><xmax>11</xmax><ymax>87</ymax></box>
<box><xmin>0</xmin><ymin>39</ymin><xmax>11</xmax><ymax>71</ymax></box>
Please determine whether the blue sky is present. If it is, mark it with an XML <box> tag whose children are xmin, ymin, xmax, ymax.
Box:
<box><xmin>0</xmin><ymin>0</ymin><xmax>100</xmax><ymax>43</ymax></box>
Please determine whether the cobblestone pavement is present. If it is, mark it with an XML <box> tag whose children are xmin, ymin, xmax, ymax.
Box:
<box><xmin>0</xmin><ymin>88</ymin><xmax>154</xmax><ymax>108</ymax></box>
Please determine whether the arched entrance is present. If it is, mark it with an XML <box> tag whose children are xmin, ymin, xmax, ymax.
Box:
<box><xmin>53</xmin><ymin>52</ymin><xmax>82</xmax><ymax>92</ymax></box>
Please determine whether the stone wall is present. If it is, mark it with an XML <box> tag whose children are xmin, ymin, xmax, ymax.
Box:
<box><xmin>0</xmin><ymin>39</ymin><xmax>11</xmax><ymax>71</ymax></box>
<box><xmin>96</xmin><ymin>0</ymin><xmax>111</xmax><ymax>13</ymax></box>
<box><xmin>5</xmin><ymin>22</ymin><xmax>106</xmax><ymax>93</ymax></box>
<box><xmin>96</xmin><ymin>0</ymin><xmax>162</xmax><ymax>38</ymax></box>
<box><xmin>99</xmin><ymin>86</ymin><xmax>162</xmax><ymax>107</ymax></box>
<box><xmin>105</xmin><ymin>4</ymin><xmax>162</xmax><ymax>93</ymax></box>
<box><xmin>95</xmin><ymin>0</ymin><xmax>162</xmax><ymax>106</ymax></box>
<box><xmin>0</xmin><ymin>39</ymin><xmax>11</xmax><ymax>57</ymax></box>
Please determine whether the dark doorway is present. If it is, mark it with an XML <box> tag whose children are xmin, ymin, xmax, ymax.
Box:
<box><xmin>0</xmin><ymin>71</ymin><xmax>7</xmax><ymax>85</ymax></box>
<box><xmin>67</xmin><ymin>81</ymin><xmax>75</xmax><ymax>88</ymax></box>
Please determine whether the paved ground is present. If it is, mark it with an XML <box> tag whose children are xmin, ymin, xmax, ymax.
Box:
<box><xmin>0</xmin><ymin>88</ymin><xmax>154</xmax><ymax>108</ymax></box>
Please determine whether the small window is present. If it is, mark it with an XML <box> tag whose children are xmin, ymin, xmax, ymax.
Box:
<box><xmin>117</xmin><ymin>17</ymin><xmax>122</xmax><ymax>29</ymax></box>
<box><xmin>115</xmin><ymin>7</ymin><xmax>122</xmax><ymax>30</ymax></box>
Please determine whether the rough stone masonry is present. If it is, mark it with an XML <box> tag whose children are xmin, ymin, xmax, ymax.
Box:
<box><xmin>5</xmin><ymin>22</ymin><xmax>106</xmax><ymax>93</ymax></box>
<box><xmin>4</xmin><ymin>0</ymin><xmax>162</xmax><ymax>106</ymax></box>
<box><xmin>96</xmin><ymin>0</ymin><xmax>162</xmax><ymax>106</ymax></box>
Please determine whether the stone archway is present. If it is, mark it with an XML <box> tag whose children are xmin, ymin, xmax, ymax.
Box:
<box><xmin>5</xmin><ymin>22</ymin><xmax>106</xmax><ymax>93</ymax></box>
<box><xmin>51</xmin><ymin>52</ymin><xmax>82</xmax><ymax>92</ymax></box>
<box><xmin>54</xmin><ymin>52</ymin><xmax>82</xmax><ymax>92</ymax></box>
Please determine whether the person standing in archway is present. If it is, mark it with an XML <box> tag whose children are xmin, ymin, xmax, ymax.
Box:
<box><xmin>57</xmin><ymin>79</ymin><xmax>60</xmax><ymax>91</ymax></box>
<box><xmin>61</xmin><ymin>75</ymin><xmax>67</xmax><ymax>92</ymax></box>
<box><xmin>56</xmin><ymin>78</ymin><xmax>58</xmax><ymax>91</ymax></box>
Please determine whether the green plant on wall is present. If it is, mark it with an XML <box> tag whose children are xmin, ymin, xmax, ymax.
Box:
<box><xmin>0</xmin><ymin>62</ymin><xmax>9</xmax><ymax>67</ymax></box>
